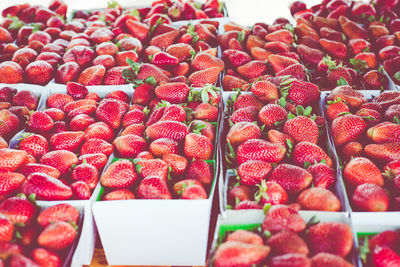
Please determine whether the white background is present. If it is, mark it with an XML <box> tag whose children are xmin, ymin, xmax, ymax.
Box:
<box><xmin>0</xmin><ymin>0</ymin><xmax>324</xmax><ymax>26</ymax></box>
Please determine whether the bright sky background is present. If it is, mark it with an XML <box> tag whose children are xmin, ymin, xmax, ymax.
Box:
<box><xmin>0</xmin><ymin>0</ymin><xmax>328</xmax><ymax>26</ymax></box>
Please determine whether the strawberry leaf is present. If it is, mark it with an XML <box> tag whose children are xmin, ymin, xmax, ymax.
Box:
<box><xmin>237</xmin><ymin>30</ymin><xmax>246</xmax><ymax>44</ymax></box>
<box><xmin>107</xmin><ymin>0</ymin><xmax>119</xmax><ymax>8</ymax></box>
<box><xmin>394</xmin><ymin>71</ymin><xmax>400</xmax><ymax>82</ymax></box>
<box><xmin>358</xmin><ymin>236</ymin><xmax>370</xmax><ymax>264</ymax></box>
<box><xmin>350</xmin><ymin>58</ymin><xmax>367</xmax><ymax>71</ymax></box>
<box><xmin>129</xmin><ymin>9</ymin><xmax>141</xmax><ymax>20</ymax></box>
<box><xmin>394</xmin><ymin>116</ymin><xmax>400</xmax><ymax>124</ymax></box>
<box><xmin>145</xmin><ymin>76</ymin><xmax>157</xmax><ymax>86</ymax></box>
<box><xmin>337</xmin><ymin>77</ymin><xmax>349</xmax><ymax>86</ymax></box>
<box><xmin>303</xmin><ymin>106</ymin><xmax>312</xmax><ymax>117</ymax></box>
<box><xmin>150</xmin><ymin>17</ymin><xmax>164</xmax><ymax>32</ymax></box>
<box><xmin>306</xmin><ymin>215</ymin><xmax>320</xmax><ymax>228</ymax></box>
<box><xmin>8</xmin><ymin>16</ymin><xmax>24</xmax><ymax>30</ymax></box>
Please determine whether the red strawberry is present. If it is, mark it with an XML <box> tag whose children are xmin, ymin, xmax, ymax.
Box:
<box><xmin>46</xmin><ymin>93</ymin><xmax>74</xmax><ymax>110</ymax></box>
<box><xmin>369</xmin><ymin>231</ymin><xmax>400</xmax><ymax>251</ymax></box>
<box><xmin>66</xmin><ymin>82</ymin><xmax>88</xmax><ymax>100</ymax></box>
<box><xmin>269</xmin><ymin>164</ymin><xmax>312</xmax><ymax>194</ymax></box>
<box><xmin>113</xmin><ymin>134</ymin><xmax>147</xmax><ymax>158</ymax></box>
<box><xmin>9</xmin><ymin>254</ymin><xmax>39</xmax><ymax>267</ymax></box>
<box><xmin>71</xmin><ymin>163</ymin><xmax>99</xmax><ymax>189</ymax></box>
<box><xmin>71</xmin><ymin>181</ymin><xmax>91</xmax><ymax>199</ymax></box>
<box><xmin>149</xmin><ymin>138</ymin><xmax>178</xmax><ymax>157</ymax></box>
<box><xmin>368</xmin><ymin>122</ymin><xmax>400</xmax><ymax>143</ymax></box>
<box><xmin>344</xmin><ymin>157</ymin><xmax>384</xmax><ymax>188</ymax></box>
<box><xmin>50</xmin><ymin>131</ymin><xmax>85</xmax><ymax>152</ymax></box>
<box><xmin>0</xmin><ymin>214</ymin><xmax>13</xmax><ymax>242</ymax></box>
<box><xmin>78</xmin><ymin>153</ymin><xmax>108</xmax><ymax>170</ymax></box>
<box><xmin>213</xmin><ymin>241</ymin><xmax>270</xmax><ymax>267</ymax></box>
<box><xmin>0</xmin><ymin>172</ymin><xmax>25</xmax><ymax>196</ymax></box>
<box><xmin>365</xmin><ymin>142</ymin><xmax>400</xmax><ymax>163</ymax></box>
<box><xmin>269</xmin><ymin>253</ymin><xmax>311</xmax><ymax>267</ymax></box>
<box><xmin>184</xmin><ymin>133</ymin><xmax>213</xmax><ymax>160</ymax></box>
<box><xmin>162</xmin><ymin>153</ymin><xmax>187</xmax><ymax>176</ymax></box>
<box><xmin>31</xmin><ymin>248</ymin><xmax>61</xmax><ymax>267</ymax></box>
<box><xmin>237</xmin><ymin>139</ymin><xmax>286</xmax><ymax>165</ymax></box>
<box><xmin>96</xmin><ymin>99</ymin><xmax>127</xmax><ymax>129</ymax></box>
<box><xmin>306</xmin><ymin>222</ymin><xmax>353</xmax><ymax>257</ymax></box>
<box><xmin>19</xmin><ymin>163</ymin><xmax>60</xmax><ymax>179</ymax></box>
<box><xmin>22</xmin><ymin>172</ymin><xmax>73</xmax><ymax>200</ymax></box>
<box><xmin>24</xmin><ymin>60</ymin><xmax>54</xmax><ymax>85</ymax></box>
<box><xmin>307</xmin><ymin>163</ymin><xmax>335</xmax><ymax>189</ymax></box>
<box><xmin>311</xmin><ymin>253</ymin><xmax>353</xmax><ymax>267</ymax></box>
<box><xmin>180</xmin><ymin>184</ymin><xmax>208</xmax><ymax>199</ymax></box>
<box><xmin>326</xmin><ymin>100</ymin><xmax>350</xmax><ymax>121</ymax></box>
<box><xmin>126</xmin><ymin>19</ymin><xmax>149</xmax><ymax>42</ymax></box>
<box><xmin>38</xmin><ymin>221</ymin><xmax>77</xmax><ymax>250</ymax></box>
<box><xmin>150</xmin><ymin>30</ymin><xmax>180</xmax><ymax>49</ymax></box>
<box><xmin>255</xmin><ymin>180</ymin><xmax>288</xmax><ymax>206</ymax></box>
<box><xmin>146</xmin><ymin>120</ymin><xmax>189</xmax><ymax>141</ymax></box>
<box><xmin>100</xmin><ymin>160</ymin><xmax>138</xmax><ymax>189</ymax></box>
<box><xmin>227</xmin><ymin>122</ymin><xmax>261</xmax><ymax>147</ymax></box>
<box><xmin>27</xmin><ymin>111</ymin><xmax>54</xmax><ymax>134</ymax></box>
<box><xmin>237</xmin><ymin>60</ymin><xmax>266</xmax><ymax>79</ymax></box>
<box><xmin>132</xmin><ymin>83</ymin><xmax>155</xmax><ymax>105</ymax></box>
<box><xmin>104</xmin><ymin>189</ymin><xmax>135</xmax><ymax>200</ymax></box>
<box><xmin>226</xmin><ymin>230</ymin><xmax>263</xmax><ymax>245</ymax></box>
<box><xmin>0</xmin><ymin>148</ymin><xmax>27</xmax><ymax>172</ymax></box>
<box><xmin>373</xmin><ymin>246</ymin><xmax>400</xmax><ymax>267</ymax></box>
<box><xmin>155</xmin><ymin>82</ymin><xmax>190</xmax><ymax>104</ymax></box>
<box><xmin>258</xmin><ymin>104</ymin><xmax>288</xmax><ymax>128</ymax></box>
<box><xmin>267</xmin><ymin>231</ymin><xmax>309</xmax><ymax>255</ymax></box>
<box><xmin>284</xmin><ymin>80</ymin><xmax>320</xmax><ymax>107</ymax></box>
<box><xmin>234</xmin><ymin>94</ymin><xmax>264</xmax><ymax>111</ymax></box>
<box><xmin>137</xmin><ymin>176</ymin><xmax>171</xmax><ymax>199</ymax></box>
<box><xmin>284</xmin><ymin>116</ymin><xmax>319</xmax><ymax>144</ymax></box>
<box><xmin>352</xmin><ymin>183</ymin><xmax>388</xmax><ymax>212</ymax></box>
<box><xmin>268</xmin><ymin>54</ymin><xmax>299</xmax><ymax>73</ymax></box>
<box><xmin>194</xmin><ymin>103</ymin><xmax>218</xmax><ymax>121</ymax></box>
<box><xmin>37</xmin><ymin>204</ymin><xmax>79</xmax><ymax>227</ymax></box>
<box><xmin>80</xmin><ymin>138</ymin><xmax>113</xmax><ymax>157</ymax></box>
<box><xmin>222</xmin><ymin>75</ymin><xmax>248</xmax><ymax>91</ymax></box>
<box><xmin>230</xmin><ymin>107</ymin><xmax>258</xmax><ymax>124</ymax></box>
<box><xmin>235</xmin><ymin>200</ymin><xmax>263</xmax><ymax>210</ymax></box>
<box><xmin>120</xmin><ymin>123</ymin><xmax>146</xmax><ymax>137</ymax></box>
<box><xmin>192</xmin><ymin>52</ymin><xmax>224</xmax><ymax>72</ymax></box>
<box><xmin>151</xmin><ymin>51</ymin><xmax>179</xmax><ymax>67</ymax></box>
<box><xmin>136</xmin><ymin>63</ymin><xmax>170</xmax><ymax>84</ymax></box>
<box><xmin>40</xmin><ymin>150</ymin><xmax>78</xmax><ymax>175</ymax></box>
<box><xmin>238</xmin><ymin>160</ymin><xmax>272</xmax><ymax>186</ymax></box>
<box><xmin>18</xmin><ymin>134</ymin><xmax>49</xmax><ymax>160</ymax></box>
<box><xmin>0</xmin><ymin>61</ymin><xmax>23</xmax><ymax>84</ymax></box>
<box><xmin>12</xmin><ymin>90</ymin><xmax>38</xmax><ymax>110</ymax></box>
<box><xmin>293</xmin><ymin>142</ymin><xmax>333</xmax><ymax>167</ymax></box>
<box><xmin>298</xmin><ymin>187</ymin><xmax>341</xmax><ymax>211</ymax></box>
<box><xmin>320</xmin><ymin>38</ymin><xmax>347</xmax><ymax>59</ymax></box>
<box><xmin>186</xmin><ymin>160</ymin><xmax>212</xmax><ymax>185</ymax></box>
<box><xmin>250</xmin><ymin>81</ymin><xmax>279</xmax><ymax>102</ymax></box>
<box><xmin>104</xmin><ymin>66</ymin><xmax>129</xmax><ymax>85</ymax></box>
<box><xmin>0</xmin><ymin>194</ymin><xmax>35</xmax><ymax>225</ymax></box>
<box><xmin>331</xmin><ymin>114</ymin><xmax>367</xmax><ymax>146</ymax></box>
<box><xmin>84</xmin><ymin>122</ymin><xmax>114</xmax><ymax>142</ymax></box>
<box><xmin>262</xmin><ymin>204</ymin><xmax>306</xmax><ymax>233</ymax></box>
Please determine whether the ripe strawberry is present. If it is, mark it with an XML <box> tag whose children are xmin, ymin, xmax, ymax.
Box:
<box><xmin>0</xmin><ymin>194</ymin><xmax>35</xmax><ymax>225</ymax></box>
<box><xmin>125</xmin><ymin>19</ymin><xmax>148</xmax><ymax>42</ymax></box>
<box><xmin>368</xmin><ymin>122</ymin><xmax>400</xmax><ymax>143</ymax></box>
<box><xmin>268</xmin><ymin>54</ymin><xmax>299</xmax><ymax>73</ymax></box>
<box><xmin>12</xmin><ymin>90</ymin><xmax>38</xmax><ymax>110</ymax></box>
<box><xmin>187</xmin><ymin>160</ymin><xmax>213</xmax><ymax>185</ymax></box>
<box><xmin>100</xmin><ymin>160</ymin><xmax>137</xmax><ymax>189</ymax></box>
<box><xmin>66</xmin><ymin>82</ymin><xmax>88</xmax><ymax>100</ymax></box>
<box><xmin>78</xmin><ymin>153</ymin><xmax>107</xmax><ymax>170</ymax></box>
<box><xmin>113</xmin><ymin>134</ymin><xmax>147</xmax><ymax>158</ymax></box>
<box><xmin>230</xmin><ymin>107</ymin><xmax>258</xmax><ymax>124</ymax></box>
<box><xmin>151</xmin><ymin>51</ymin><xmax>179</xmax><ymax>67</ymax></box>
<box><xmin>80</xmin><ymin>138</ymin><xmax>113</xmax><ymax>157</ymax></box>
<box><xmin>267</xmin><ymin>231</ymin><xmax>309</xmax><ymax>255</ymax></box>
<box><xmin>283</xmin><ymin>116</ymin><xmax>319</xmax><ymax>144</ymax></box>
<box><xmin>269</xmin><ymin>164</ymin><xmax>312</xmax><ymax>194</ymax></box>
<box><xmin>146</xmin><ymin>120</ymin><xmax>189</xmax><ymax>141</ymax></box>
<box><xmin>269</xmin><ymin>253</ymin><xmax>311</xmax><ymax>267</ymax></box>
<box><xmin>21</xmin><ymin>163</ymin><xmax>61</xmax><ymax>179</ymax></box>
<box><xmin>22</xmin><ymin>173</ymin><xmax>73</xmax><ymax>200</ymax></box>
<box><xmin>266</xmin><ymin>29</ymin><xmax>293</xmax><ymax>44</ymax></box>
<box><xmin>155</xmin><ymin>82</ymin><xmax>190</xmax><ymax>104</ymax></box>
<box><xmin>31</xmin><ymin>248</ymin><xmax>61</xmax><ymax>267</ymax></box>
<box><xmin>255</xmin><ymin>180</ymin><xmax>288</xmax><ymax>206</ymax></box>
<box><xmin>266</xmin><ymin>130</ymin><xmax>293</xmax><ymax>149</ymax></box>
<box><xmin>307</xmin><ymin>163</ymin><xmax>335</xmax><ymax>189</ymax></box>
<box><xmin>46</xmin><ymin>93</ymin><xmax>74</xmax><ymax>110</ymax></box>
<box><xmin>180</xmin><ymin>184</ymin><xmax>208</xmax><ymax>199</ymax></box>
<box><xmin>84</xmin><ymin>122</ymin><xmax>114</xmax><ymax>142</ymax></box>
<box><xmin>234</xmin><ymin>94</ymin><xmax>264</xmax><ymax>111</ymax></box>
<box><xmin>311</xmin><ymin>253</ymin><xmax>353</xmax><ymax>267</ymax></box>
<box><xmin>293</xmin><ymin>142</ymin><xmax>333</xmax><ymax>167</ymax></box>
<box><xmin>222</xmin><ymin>75</ymin><xmax>248</xmax><ymax>91</ymax></box>
<box><xmin>103</xmin><ymin>189</ymin><xmax>135</xmax><ymax>200</ymax></box>
<box><xmin>237</xmin><ymin>139</ymin><xmax>286</xmax><ymax>165</ymax></box>
<box><xmin>162</xmin><ymin>153</ymin><xmax>187</xmax><ymax>176</ymax></box>
<box><xmin>306</xmin><ymin>222</ymin><xmax>353</xmax><ymax>257</ymax></box>
<box><xmin>184</xmin><ymin>133</ymin><xmax>213</xmax><ymax>160</ymax></box>
<box><xmin>40</xmin><ymin>150</ymin><xmax>78</xmax><ymax>175</ymax></box>
<box><xmin>71</xmin><ymin>163</ymin><xmax>99</xmax><ymax>189</ymax></box>
<box><xmin>284</xmin><ymin>80</ymin><xmax>320</xmax><ymax>106</ymax></box>
<box><xmin>238</xmin><ymin>160</ymin><xmax>272</xmax><ymax>186</ymax></box>
<box><xmin>43</xmin><ymin>108</ymin><xmax>65</xmax><ymax>122</ymax></box>
<box><xmin>38</xmin><ymin>221</ymin><xmax>77</xmax><ymax>250</ymax></box>
<box><xmin>228</xmin><ymin>182</ymin><xmax>252</xmax><ymax>202</ymax></box>
<box><xmin>0</xmin><ymin>214</ymin><xmax>13</xmax><ymax>242</ymax></box>
<box><xmin>222</xmin><ymin>49</ymin><xmax>252</xmax><ymax>68</ymax></box>
<box><xmin>227</xmin><ymin>122</ymin><xmax>261</xmax><ymax>147</ymax></box>
<box><xmin>298</xmin><ymin>187</ymin><xmax>341</xmax><ymax>211</ymax></box>
<box><xmin>237</xmin><ymin>60</ymin><xmax>266</xmax><ymax>79</ymax></box>
<box><xmin>226</xmin><ymin>230</ymin><xmax>263</xmax><ymax>245</ymax></box>
<box><xmin>194</xmin><ymin>103</ymin><xmax>218</xmax><ymax>121</ymax></box>
<box><xmin>18</xmin><ymin>134</ymin><xmax>49</xmax><ymax>160</ymax></box>
<box><xmin>24</xmin><ymin>60</ymin><xmax>54</xmax><ymax>85</ymax></box>
<box><xmin>344</xmin><ymin>158</ymin><xmax>383</xmax><ymax>189</ymax></box>
<box><xmin>320</xmin><ymin>38</ymin><xmax>347</xmax><ymax>59</ymax></box>
<box><xmin>372</xmin><ymin>91</ymin><xmax>400</xmax><ymax>109</ymax></box>
<box><xmin>365</xmin><ymin>142</ymin><xmax>400</xmax><ymax>163</ymax></box>
<box><xmin>50</xmin><ymin>131</ymin><xmax>85</xmax><ymax>152</ymax></box>
<box><xmin>150</xmin><ymin>29</ymin><xmax>180</xmax><ymax>49</ymax></box>
<box><xmin>120</xmin><ymin>123</ymin><xmax>146</xmax><ymax>137</ymax></box>
<box><xmin>96</xmin><ymin>99</ymin><xmax>127</xmax><ymax>129</ymax></box>
<box><xmin>27</xmin><ymin>111</ymin><xmax>55</xmax><ymax>134</ymax></box>
<box><xmin>369</xmin><ymin>231</ymin><xmax>400</xmax><ymax>251</ymax></box>
<box><xmin>160</xmin><ymin>105</ymin><xmax>186</xmax><ymax>122</ymax></box>
<box><xmin>0</xmin><ymin>172</ymin><xmax>25</xmax><ymax>196</ymax></box>
<box><xmin>37</xmin><ymin>204</ymin><xmax>79</xmax><ymax>227</ymax></box>
<box><xmin>250</xmin><ymin>81</ymin><xmax>278</xmax><ymax>102</ymax></box>
<box><xmin>0</xmin><ymin>148</ymin><xmax>27</xmax><ymax>172</ymax></box>
<box><xmin>331</xmin><ymin>114</ymin><xmax>367</xmax><ymax>146</ymax></box>
<box><xmin>122</xmin><ymin>109</ymin><xmax>146</xmax><ymax>127</ymax></box>
<box><xmin>326</xmin><ymin>100</ymin><xmax>350</xmax><ymax>121</ymax></box>
<box><xmin>373</xmin><ymin>246</ymin><xmax>400</xmax><ymax>267</ymax></box>
<box><xmin>165</xmin><ymin>43</ymin><xmax>194</xmax><ymax>62</ymax></box>
<box><xmin>9</xmin><ymin>253</ymin><xmax>39</xmax><ymax>267</ymax></box>
<box><xmin>352</xmin><ymin>183</ymin><xmax>388</xmax><ymax>212</ymax></box>
<box><xmin>262</xmin><ymin>204</ymin><xmax>306</xmax><ymax>233</ymax></box>
<box><xmin>188</xmin><ymin>67</ymin><xmax>220</xmax><ymax>87</ymax></box>
<box><xmin>149</xmin><ymin>138</ymin><xmax>178</xmax><ymax>157</ymax></box>
<box><xmin>137</xmin><ymin>176</ymin><xmax>171</xmax><ymax>199</ymax></box>
<box><xmin>71</xmin><ymin>181</ymin><xmax>91</xmax><ymax>200</ymax></box>
<box><xmin>258</xmin><ymin>104</ymin><xmax>288</xmax><ymax>128</ymax></box>
<box><xmin>235</xmin><ymin>200</ymin><xmax>263</xmax><ymax>210</ymax></box>
<box><xmin>213</xmin><ymin>241</ymin><xmax>270</xmax><ymax>267</ymax></box>
<box><xmin>0</xmin><ymin>61</ymin><xmax>23</xmax><ymax>84</ymax></box>
<box><xmin>136</xmin><ymin>63</ymin><xmax>170</xmax><ymax>84</ymax></box>
<box><xmin>131</xmin><ymin>83</ymin><xmax>155</xmax><ymax>105</ymax></box>
<box><xmin>192</xmin><ymin>52</ymin><xmax>224</xmax><ymax>72</ymax></box>
<box><xmin>173</xmin><ymin>179</ymin><xmax>203</xmax><ymax>196</ymax></box>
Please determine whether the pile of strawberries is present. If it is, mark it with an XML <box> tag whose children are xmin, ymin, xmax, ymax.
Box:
<box><xmin>99</xmin><ymin>82</ymin><xmax>220</xmax><ymax>200</ymax></box>
<box><xmin>210</xmin><ymin>204</ymin><xmax>354</xmax><ymax>267</ymax></box>
<box><xmin>326</xmin><ymin>86</ymin><xmax>400</xmax><ymax>212</ymax></box>
<box><xmin>0</xmin><ymin>87</ymin><xmax>40</xmax><ymax>140</ymax></box>
<box><xmin>0</xmin><ymin>200</ymin><xmax>80</xmax><ymax>266</ymax></box>
<box><xmin>0</xmin><ymin>0</ymin><xmax>225</xmax><ymax>86</ymax></box>
<box><xmin>358</xmin><ymin>230</ymin><xmax>400</xmax><ymax>266</ymax></box>
<box><xmin>0</xmin><ymin>82</ymin><xmax>133</xmax><ymax>200</ymax></box>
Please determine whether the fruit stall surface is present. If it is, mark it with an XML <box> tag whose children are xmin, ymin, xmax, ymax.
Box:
<box><xmin>1</xmin><ymin>0</ymin><xmax>400</xmax><ymax>266</ymax></box>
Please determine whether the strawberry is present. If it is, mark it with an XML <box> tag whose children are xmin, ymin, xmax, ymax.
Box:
<box><xmin>84</xmin><ymin>122</ymin><xmax>114</xmax><ymax>142</ymax></box>
<box><xmin>327</xmin><ymin>86</ymin><xmax>366</xmax><ymax>109</ymax></box>
<box><xmin>104</xmin><ymin>189</ymin><xmax>135</xmax><ymax>200</ymax></box>
<box><xmin>122</xmin><ymin>109</ymin><xmax>146</xmax><ymax>126</ymax></box>
<box><xmin>293</xmin><ymin>142</ymin><xmax>333</xmax><ymax>167</ymax></box>
<box><xmin>31</xmin><ymin>248</ymin><xmax>61</xmax><ymax>267</ymax></box>
<box><xmin>155</xmin><ymin>82</ymin><xmax>190</xmax><ymax>104</ymax></box>
<box><xmin>146</xmin><ymin>120</ymin><xmax>189</xmax><ymax>141</ymax></box>
<box><xmin>262</xmin><ymin>204</ymin><xmax>306</xmax><ymax>233</ymax></box>
<box><xmin>258</xmin><ymin>104</ymin><xmax>288</xmax><ymax>128</ymax></box>
<box><xmin>368</xmin><ymin>122</ymin><xmax>400</xmax><ymax>143</ymax></box>
<box><xmin>71</xmin><ymin>163</ymin><xmax>99</xmax><ymax>189</ymax></box>
<box><xmin>234</xmin><ymin>94</ymin><xmax>264</xmax><ymax>111</ymax></box>
<box><xmin>227</xmin><ymin>122</ymin><xmax>261</xmax><ymax>147</ymax></box>
<box><xmin>120</xmin><ymin>123</ymin><xmax>146</xmax><ymax>137</ymax></box>
<box><xmin>0</xmin><ymin>137</ymin><xmax>6</xmax><ymax>149</ymax></box>
<box><xmin>40</xmin><ymin>150</ymin><xmax>78</xmax><ymax>175</ymax></box>
<box><xmin>194</xmin><ymin>103</ymin><xmax>218</xmax><ymax>121</ymax></box>
<box><xmin>222</xmin><ymin>49</ymin><xmax>252</xmax><ymax>68</ymax></box>
<box><xmin>385</xmin><ymin>104</ymin><xmax>400</xmax><ymax>121</ymax></box>
<box><xmin>365</xmin><ymin>142</ymin><xmax>400</xmax><ymax>163</ymax></box>
<box><xmin>269</xmin><ymin>254</ymin><xmax>311</xmax><ymax>267</ymax></box>
<box><xmin>237</xmin><ymin>139</ymin><xmax>286</xmax><ymax>165</ymax></box>
<box><xmin>78</xmin><ymin>65</ymin><xmax>106</xmax><ymax>86</ymax></box>
<box><xmin>284</xmin><ymin>80</ymin><xmax>320</xmax><ymax>107</ymax></box>
<box><xmin>320</xmin><ymin>38</ymin><xmax>347</xmax><ymax>59</ymax></box>
<box><xmin>372</xmin><ymin>91</ymin><xmax>400</xmax><ymax>109</ymax></box>
<box><xmin>283</xmin><ymin>116</ymin><xmax>319</xmax><ymax>144</ymax></box>
<box><xmin>166</xmin><ymin>43</ymin><xmax>194</xmax><ymax>62</ymax></box>
<box><xmin>237</xmin><ymin>60</ymin><xmax>266</xmax><ymax>79</ymax></box>
<box><xmin>188</xmin><ymin>67</ymin><xmax>220</xmax><ymax>87</ymax></box>
<box><xmin>50</xmin><ymin>131</ymin><xmax>85</xmax><ymax>152</ymax></box>
<box><xmin>46</xmin><ymin>93</ymin><xmax>74</xmax><ymax>110</ymax></box>
<box><xmin>265</xmin><ymin>29</ymin><xmax>293</xmax><ymax>44</ymax></box>
<box><xmin>149</xmin><ymin>29</ymin><xmax>180</xmax><ymax>49</ymax></box>
<box><xmin>306</xmin><ymin>222</ymin><xmax>353</xmax><ymax>257</ymax></box>
<box><xmin>125</xmin><ymin>19</ymin><xmax>149</xmax><ymax>42</ymax></box>
<box><xmin>100</xmin><ymin>160</ymin><xmax>138</xmax><ymax>189</ymax></box>
<box><xmin>180</xmin><ymin>184</ymin><xmax>208</xmax><ymax>199</ymax></box>
<box><xmin>0</xmin><ymin>214</ymin><xmax>13</xmax><ymax>242</ymax></box>
<box><xmin>369</xmin><ymin>231</ymin><xmax>400</xmax><ymax>251</ymax></box>
<box><xmin>298</xmin><ymin>187</ymin><xmax>341</xmax><ymax>211</ymax></box>
<box><xmin>151</xmin><ymin>51</ymin><xmax>179</xmax><ymax>67</ymax></box>
<box><xmin>66</xmin><ymin>82</ymin><xmax>88</xmax><ymax>100</ymax></box>
<box><xmin>9</xmin><ymin>254</ymin><xmax>39</xmax><ymax>267</ymax></box>
<box><xmin>27</xmin><ymin>111</ymin><xmax>54</xmax><ymax>134</ymax></box>
<box><xmin>18</xmin><ymin>134</ymin><xmax>49</xmax><ymax>160</ymax></box>
<box><xmin>267</xmin><ymin>231</ymin><xmax>309</xmax><ymax>255</ymax></box>
<box><xmin>78</xmin><ymin>153</ymin><xmax>108</xmax><ymax>170</ymax></box>
<box><xmin>191</xmin><ymin>52</ymin><xmax>224</xmax><ymax>72</ymax></box>
<box><xmin>80</xmin><ymin>138</ymin><xmax>113</xmax><ymax>157</ymax></box>
<box><xmin>373</xmin><ymin>246</ymin><xmax>400</xmax><ymax>267</ymax></box>
<box><xmin>137</xmin><ymin>176</ymin><xmax>171</xmax><ymax>199</ymax></box>
<box><xmin>132</xmin><ymin>83</ymin><xmax>155</xmax><ymax>105</ymax></box>
<box><xmin>326</xmin><ymin>99</ymin><xmax>350</xmax><ymax>121</ymax></box>
<box><xmin>268</xmin><ymin>54</ymin><xmax>299</xmax><ymax>73</ymax></box>
<box><xmin>238</xmin><ymin>160</ymin><xmax>272</xmax><ymax>186</ymax></box>
<box><xmin>37</xmin><ymin>204</ymin><xmax>79</xmax><ymax>228</ymax></box>
<box><xmin>311</xmin><ymin>253</ymin><xmax>353</xmax><ymax>267</ymax></box>
<box><xmin>213</xmin><ymin>241</ymin><xmax>270</xmax><ymax>267</ymax></box>
<box><xmin>187</xmin><ymin>160</ymin><xmax>213</xmax><ymax>185</ymax></box>
<box><xmin>96</xmin><ymin>99</ymin><xmax>127</xmax><ymax>129</ymax></box>
<box><xmin>184</xmin><ymin>133</ymin><xmax>213</xmax><ymax>160</ymax></box>
<box><xmin>0</xmin><ymin>148</ymin><xmax>27</xmax><ymax>172</ymax></box>
<box><xmin>44</xmin><ymin>108</ymin><xmax>65</xmax><ymax>122</ymax></box>
<box><xmin>113</xmin><ymin>134</ymin><xmax>147</xmax><ymax>158</ymax></box>
<box><xmin>71</xmin><ymin>181</ymin><xmax>91</xmax><ymax>199</ymax></box>
<box><xmin>0</xmin><ymin>172</ymin><xmax>25</xmax><ymax>196</ymax></box>
<box><xmin>352</xmin><ymin>183</ymin><xmax>388</xmax><ymax>212</ymax></box>
<box><xmin>230</xmin><ymin>107</ymin><xmax>258</xmax><ymax>124</ymax></box>
<box><xmin>331</xmin><ymin>114</ymin><xmax>367</xmax><ymax>146</ymax></box>
<box><xmin>136</xmin><ymin>63</ymin><xmax>170</xmax><ymax>84</ymax></box>
<box><xmin>22</xmin><ymin>172</ymin><xmax>73</xmax><ymax>200</ymax></box>
<box><xmin>162</xmin><ymin>153</ymin><xmax>187</xmax><ymax>176</ymax></box>
<box><xmin>149</xmin><ymin>138</ymin><xmax>178</xmax><ymax>157</ymax></box>
<box><xmin>276</xmin><ymin>64</ymin><xmax>307</xmax><ymax>80</ymax></box>
<box><xmin>255</xmin><ymin>180</ymin><xmax>288</xmax><ymax>206</ymax></box>
<box><xmin>235</xmin><ymin>200</ymin><xmax>263</xmax><ymax>210</ymax></box>
<box><xmin>226</xmin><ymin>230</ymin><xmax>263</xmax><ymax>245</ymax></box>
<box><xmin>160</xmin><ymin>105</ymin><xmax>186</xmax><ymax>122</ymax></box>
<box><xmin>344</xmin><ymin>157</ymin><xmax>384</xmax><ymax>188</ymax></box>
<box><xmin>0</xmin><ymin>194</ymin><xmax>35</xmax><ymax>225</ymax></box>
<box><xmin>269</xmin><ymin>164</ymin><xmax>312</xmax><ymax>194</ymax></box>
<box><xmin>307</xmin><ymin>163</ymin><xmax>335</xmax><ymax>189</ymax></box>
<box><xmin>38</xmin><ymin>221</ymin><xmax>77</xmax><ymax>250</ymax></box>
<box><xmin>250</xmin><ymin>81</ymin><xmax>279</xmax><ymax>102</ymax></box>
<box><xmin>267</xmin><ymin>130</ymin><xmax>294</xmax><ymax>149</ymax></box>
<box><xmin>12</xmin><ymin>90</ymin><xmax>38</xmax><ymax>110</ymax></box>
